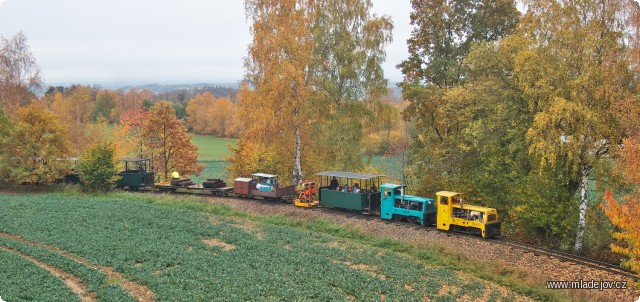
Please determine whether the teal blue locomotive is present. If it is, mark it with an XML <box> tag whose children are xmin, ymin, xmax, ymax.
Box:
<box><xmin>380</xmin><ymin>183</ymin><xmax>436</xmax><ymax>226</ymax></box>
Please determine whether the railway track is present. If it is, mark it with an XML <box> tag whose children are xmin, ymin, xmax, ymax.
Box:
<box><xmin>494</xmin><ymin>238</ymin><xmax>638</xmax><ymax>281</ymax></box>
<box><xmin>124</xmin><ymin>188</ymin><xmax>639</xmax><ymax>281</ymax></box>
<box><xmin>312</xmin><ymin>205</ymin><xmax>639</xmax><ymax>280</ymax></box>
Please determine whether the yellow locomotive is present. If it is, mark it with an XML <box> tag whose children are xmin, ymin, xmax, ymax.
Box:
<box><xmin>436</xmin><ymin>191</ymin><xmax>501</xmax><ymax>238</ymax></box>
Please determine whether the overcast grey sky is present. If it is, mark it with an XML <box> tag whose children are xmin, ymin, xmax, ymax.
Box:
<box><xmin>0</xmin><ymin>0</ymin><xmax>412</xmax><ymax>86</ymax></box>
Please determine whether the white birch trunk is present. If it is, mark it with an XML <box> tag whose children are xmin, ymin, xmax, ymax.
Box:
<box><xmin>574</xmin><ymin>166</ymin><xmax>589</xmax><ymax>254</ymax></box>
<box><xmin>292</xmin><ymin>109</ymin><xmax>303</xmax><ymax>184</ymax></box>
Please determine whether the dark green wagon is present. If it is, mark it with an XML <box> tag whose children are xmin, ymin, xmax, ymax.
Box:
<box><xmin>116</xmin><ymin>158</ymin><xmax>154</xmax><ymax>189</ymax></box>
<box><xmin>315</xmin><ymin>171</ymin><xmax>383</xmax><ymax>214</ymax></box>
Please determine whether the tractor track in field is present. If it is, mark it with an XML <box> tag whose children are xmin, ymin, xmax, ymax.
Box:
<box><xmin>0</xmin><ymin>245</ymin><xmax>96</xmax><ymax>302</ymax></box>
<box><xmin>0</xmin><ymin>232</ymin><xmax>156</xmax><ymax>302</ymax></box>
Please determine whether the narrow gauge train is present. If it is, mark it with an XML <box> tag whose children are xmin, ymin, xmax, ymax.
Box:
<box><xmin>116</xmin><ymin>159</ymin><xmax>501</xmax><ymax>238</ymax></box>
<box><xmin>310</xmin><ymin>171</ymin><xmax>501</xmax><ymax>238</ymax></box>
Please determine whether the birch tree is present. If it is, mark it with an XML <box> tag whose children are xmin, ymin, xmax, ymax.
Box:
<box><xmin>519</xmin><ymin>0</ymin><xmax>633</xmax><ymax>254</ymax></box>
<box><xmin>51</xmin><ymin>85</ymin><xmax>95</xmax><ymax>154</ymax></box>
<box><xmin>311</xmin><ymin>0</ymin><xmax>393</xmax><ymax>170</ymax></box>
<box><xmin>237</xmin><ymin>0</ymin><xmax>315</xmax><ymax>184</ymax></box>
<box><xmin>0</xmin><ymin>32</ymin><xmax>42</xmax><ymax>115</ymax></box>
<box><xmin>233</xmin><ymin>0</ymin><xmax>394</xmax><ymax>182</ymax></box>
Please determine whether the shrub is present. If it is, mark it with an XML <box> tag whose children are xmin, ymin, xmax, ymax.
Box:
<box><xmin>76</xmin><ymin>143</ymin><xmax>119</xmax><ymax>193</ymax></box>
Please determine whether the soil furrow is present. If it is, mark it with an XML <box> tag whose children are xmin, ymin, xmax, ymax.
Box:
<box><xmin>0</xmin><ymin>245</ymin><xmax>96</xmax><ymax>302</ymax></box>
<box><xmin>0</xmin><ymin>232</ymin><xmax>155</xmax><ymax>302</ymax></box>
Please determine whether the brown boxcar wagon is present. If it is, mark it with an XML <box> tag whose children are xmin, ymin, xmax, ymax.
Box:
<box><xmin>233</xmin><ymin>173</ymin><xmax>296</xmax><ymax>200</ymax></box>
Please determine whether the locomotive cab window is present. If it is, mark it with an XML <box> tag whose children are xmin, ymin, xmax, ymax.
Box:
<box><xmin>488</xmin><ymin>213</ymin><xmax>497</xmax><ymax>222</ymax></box>
<box><xmin>440</xmin><ymin>196</ymin><xmax>448</xmax><ymax>205</ymax></box>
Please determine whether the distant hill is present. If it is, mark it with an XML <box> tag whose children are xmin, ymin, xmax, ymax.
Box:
<box><xmin>119</xmin><ymin>82</ymin><xmax>240</xmax><ymax>94</ymax></box>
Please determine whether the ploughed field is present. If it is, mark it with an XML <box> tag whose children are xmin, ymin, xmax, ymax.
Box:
<box><xmin>0</xmin><ymin>193</ymin><xmax>528</xmax><ymax>301</ymax></box>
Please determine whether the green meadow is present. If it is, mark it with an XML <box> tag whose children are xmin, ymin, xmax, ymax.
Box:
<box><xmin>191</xmin><ymin>135</ymin><xmax>237</xmax><ymax>161</ymax></box>
<box><xmin>190</xmin><ymin>135</ymin><xmax>237</xmax><ymax>183</ymax></box>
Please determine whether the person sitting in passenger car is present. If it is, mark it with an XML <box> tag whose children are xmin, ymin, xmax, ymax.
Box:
<box><xmin>330</xmin><ymin>177</ymin><xmax>339</xmax><ymax>190</ymax></box>
<box><xmin>353</xmin><ymin>183</ymin><xmax>360</xmax><ymax>193</ymax></box>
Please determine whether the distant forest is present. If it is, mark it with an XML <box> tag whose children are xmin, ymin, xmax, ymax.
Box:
<box><xmin>45</xmin><ymin>84</ymin><xmax>240</xmax><ymax>103</ymax></box>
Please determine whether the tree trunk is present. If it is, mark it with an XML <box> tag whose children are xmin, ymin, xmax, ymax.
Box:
<box><xmin>292</xmin><ymin>109</ymin><xmax>303</xmax><ymax>185</ymax></box>
<box><xmin>163</xmin><ymin>125</ymin><xmax>168</xmax><ymax>180</ymax></box>
<box><xmin>574</xmin><ymin>165</ymin><xmax>589</xmax><ymax>254</ymax></box>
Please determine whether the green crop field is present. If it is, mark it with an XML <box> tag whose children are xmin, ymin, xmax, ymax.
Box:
<box><xmin>191</xmin><ymin>135</ymin><xmax>237</xmax><ymax>161</ymax></box>
<box><xmin>0</xmin><ymin>192</ymin><xmax>528</xmax><ymax>301</ymax></box>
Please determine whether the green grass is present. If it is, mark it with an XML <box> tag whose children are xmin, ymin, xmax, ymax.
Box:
<box><xmin>0</xmin><ymin>192</ymin><xmax>534</xmax><ymax>301</ymax></box>
<box><xmin>190</xmin><ymin>135</ymin><xmax>236</xmax><ymax>183</ymax></box>
<box><xmin>191</xmin><ymin>135</ymin><xmax>236</xmax><ymax>161</ymax></box>
<box><xmin>190</xmin><ymin>160</ymin><xmax>230</xmax><ymax>184</ymax></box>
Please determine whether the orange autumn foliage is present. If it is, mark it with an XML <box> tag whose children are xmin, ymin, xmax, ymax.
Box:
<box><xmin>50</xmin><ymin>85</ymin><xmax>95</xmax><ymax>155</ymax></box>
<box><xmin>113</xmin><ymin>108</ymin><xmax>148</xmax><ymax>160</ymax></box>
<box><xmin>112</xmin><ymin>89</ymin><xmax>152</xmax><ymax>122</ymax></box>
<box><xmin>601</xmin><ymin>137</ymin><xmax>640</xmax><ymax>274</ymax></box>
<box><xmin>143</xmin><ymin>101</ymin><xmax>203</xmax><ymax>179</ymax></box>
<box><xmin>186</xmin><ymin>92</ymin><xmax>238</xmax><ymax>137</ymax></box>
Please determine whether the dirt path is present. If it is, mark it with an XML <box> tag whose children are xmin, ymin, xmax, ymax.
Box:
<box><xmin>0</xmin><ymin>232</ymin><xmax>156</xmax><ymax>302</ymax></box>
<box><xmin>204</xmin><ymin>196</ymin><xmax>639</xmax><ymax>302</ymax></box>
<box><xmin>0</xmin><ymin>245</ymin><xmax>96</xmax><ymax>302</ymax></box>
